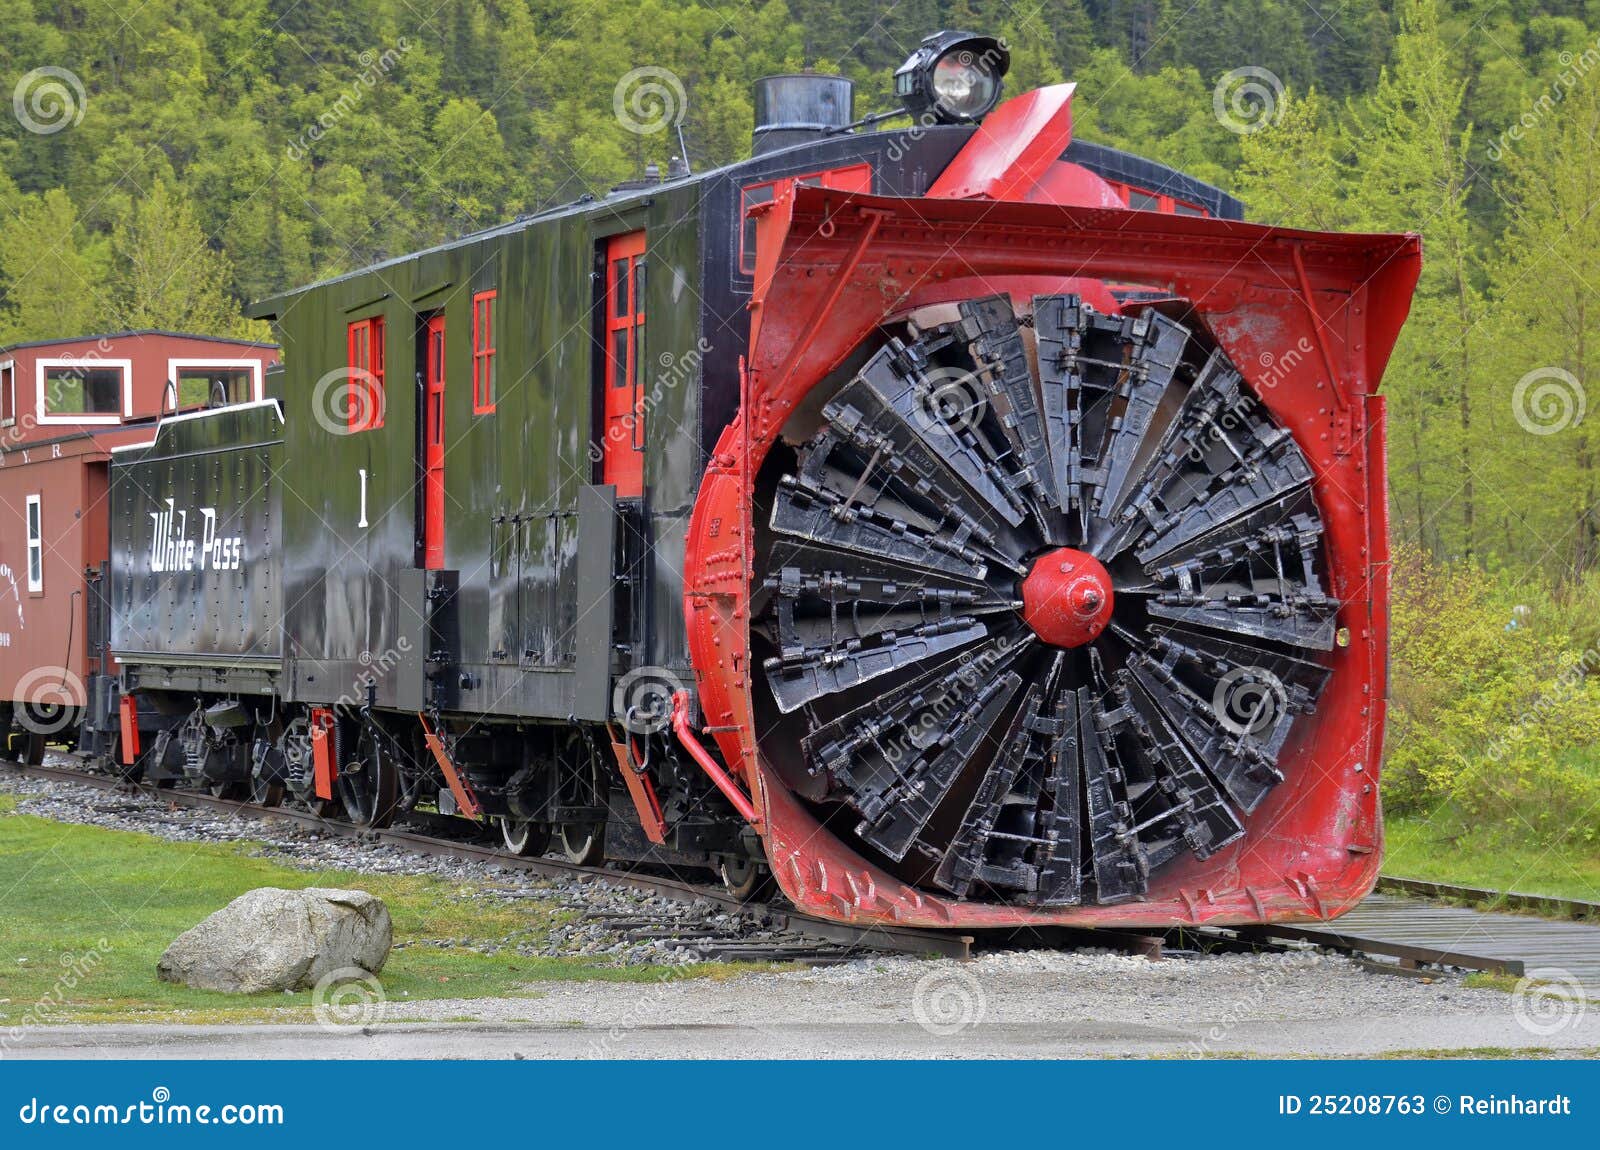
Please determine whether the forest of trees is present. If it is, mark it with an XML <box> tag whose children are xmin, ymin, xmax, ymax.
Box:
<box><xmin>5</xmin><ymin>0</ymin><xmax>1600</xmax><ymax>846</ymax></box>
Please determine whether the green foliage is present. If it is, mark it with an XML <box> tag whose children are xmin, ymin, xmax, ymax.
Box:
<box><xmin>1387</xmin><ymin>546</ymin><xmax>1600</xmax><ymax>845</ymax></box>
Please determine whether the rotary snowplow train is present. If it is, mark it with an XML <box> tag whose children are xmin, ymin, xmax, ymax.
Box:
<box><xmin>0</xmin><ymin>32</ymin><xmax>1421</xmax><ymax>930</ymax></box>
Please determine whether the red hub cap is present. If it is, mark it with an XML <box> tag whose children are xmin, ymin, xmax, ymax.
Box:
<box><xmin>1020</xmin><ymin>547</ymin><xmax>1114</xmax><ymax>649</ymax></box>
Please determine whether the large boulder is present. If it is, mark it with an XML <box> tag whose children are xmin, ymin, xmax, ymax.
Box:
<box><xmin>157</xmin><ymin>887</ymin><xmax>391</xmax><ymax>993</ymax></box>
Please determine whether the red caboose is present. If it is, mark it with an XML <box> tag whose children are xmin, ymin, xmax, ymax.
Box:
<box><xmin>0</xmin><ymin>330</ymin><xmax>277</xmax><ymax>760</ymax></box>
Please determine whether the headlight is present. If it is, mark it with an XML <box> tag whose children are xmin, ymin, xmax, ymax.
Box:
<box><xmin>894</xmin><ymin>31</ymin><xmax>1010</xmax><ymax>125</ymax></box>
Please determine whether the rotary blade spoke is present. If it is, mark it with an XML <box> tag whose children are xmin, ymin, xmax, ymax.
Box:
<box><xmin>1116</xmin><ymin>669</ymin><xmax>1246</xmax><ymax>860</ymax></box>
<box><xmin>801</xmin><ymin>632</ymin><xmax>1031</xmax><ymax>785</ymax></box>
<box><xmin>825</xmin><ymin>341</ymin><xmax>1034</xmax><ymax>547</ymax></box>
<box><xmin>931</xmin><ymin>652</ymin><xmax>1079</xmax><ymax>902</ymax></box>
<box><xmin>762</xmin><ymin>611</ymin><xmax>998</xmax><ymax>714</ymax></box>
<box><xmin>770</xmin><ymin>473</ymin><xmax>997</xmax><ymax>584</ymax></box>
<box><xmin>1078</xmin><ymin>682</ymin><xmax>1147</xmax><ymax>904</ymax></box>
<box><xmin>1138</xmin><ymin>497</ymin><xmax>1339</xmax><ymax>650</ymax></box>
<box><xmin>1116</xmin><ymin>625</ymin><xmax>1328</xmax><ymax>814</ymax></box>
<box><xmin>1103</xmin><ymin>352</ymin><xmax>1316</xmax><ymax>563</ymax></box>
<box><xmin>1035</xmin><ymin>296</ymin><xmax>1187</xmax><ymax>548</ymax></box>
<box><xmin>850</xmin><ymin>668</ymin><xmax>1027</xmax><ymax>863</ymax></box>
<box><xmin>955</xmin><ymin>296</ymin><xmax>1064</xmax><ymax>524</ymax></box>
<box><xmin>756</xmin><ymin>528</ymin><xmax>1011</xmax><ymax>605</ymax></box>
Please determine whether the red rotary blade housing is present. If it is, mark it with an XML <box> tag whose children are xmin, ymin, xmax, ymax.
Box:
<box><xmin>685</xmin><ymin>145</ymin><xmax>1419</xmax><ymax>929</ymax></box>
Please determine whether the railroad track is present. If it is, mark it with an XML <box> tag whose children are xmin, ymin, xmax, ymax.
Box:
<box><xmin>8</xmin><ymin>757</ymin><xmax>1598</xmax><ymax>987</ymax></box>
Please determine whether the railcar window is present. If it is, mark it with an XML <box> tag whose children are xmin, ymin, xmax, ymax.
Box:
<box><xmin>613</xmin><ymin>259</ymin><xmax>630</xmax><ymax>317</ymax></box>
<box><xmin>43</xmin><ymin>365</ymin><xmax>124</xmax><ymax>418</ymax></box>
<box><xmin>1173</xmin><ymin>201</ymin><xmax>1204</xmax><ymax>216</ymax></box>
<box><xmin>472</xmin><ymin>290</ymin><xmax>497</xmax><ymax>413</ymax></box>
<box><xmin>0</xmin><ymin>362</ymin><xmax>13</xmax><ymax>426</ymax></box>
<box><xmin>346</xmin><ymin>316</ymin><xmax>386</xmax><ymax>431</ymax></box>
<box><xmin>1128</xmin><ymin>189</ymin><xmax>1162</xmax><ymax>211</ymax></box>
<box><xmin>175</xmin><ymin>367</ymin><xmax>254</xmax><ymax>408</ymax></box>
<box><xmin>26</xmin><ymin>494</ymin><xmax>42</xmax><ymax>593</ymax></box>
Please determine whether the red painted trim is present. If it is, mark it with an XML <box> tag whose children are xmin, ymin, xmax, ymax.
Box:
<box><xmin>345</xmin><ymin>316</ymin><xmax>385</xmax><ymax>431</ymax></box>
<box><xmin>607</xmin><ymin>729</ymin><xmax>668</xmax><ymax>845</ymax></box>
<box><xmin>670</xmin><ymin>691</ymin><xmax>760</xmax><ymax>827</ymax></box>
<box><xmin>118</xmin><ymin>694</ymin><xmax>140</xmax><ymax>766</ymax></box>
<box><xmin>309</xmin><ymin>707</ymin><xmax>337</xmax><ymax>801</ymax></box>
<box><xmin>472</xmin><ymin>290</ymin><xmax>497</xmax><ymax>414</ymax></box>
<box><xmin>418</xmin><ymin>711</ymin><xmax>482</xmax><ymax>821</ymax></box>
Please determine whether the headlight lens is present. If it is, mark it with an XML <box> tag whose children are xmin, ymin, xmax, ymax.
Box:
<box><xmin>932</xmin><ymin>50</ymin><xmax>1000</xmax><ymax>120</ymax></box>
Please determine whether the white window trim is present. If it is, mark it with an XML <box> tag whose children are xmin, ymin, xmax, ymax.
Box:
<box><xmin>36</xmin><ymin>357</ymin><xmax>134</xmax><ymax>425</ymax></box>
<box><xmin>166</xmin><ymin>357</ymin><xmax>265</xmax><ymax>405</ymax></box>
<box><xmin>0</xmin><ymin>358</ymin><xmax>15</xmax><ymax>427</ymax></box>
<box><xmin>25</xmin><ymin>493</ymin><xmax>42</xmax><ymax>593</ymax></box>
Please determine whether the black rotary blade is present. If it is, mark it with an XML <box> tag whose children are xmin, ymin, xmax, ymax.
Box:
<box><xmin>751</xmin><ymin>295</ymin><xmax>1336</xmax><ymax>910</ymax></box>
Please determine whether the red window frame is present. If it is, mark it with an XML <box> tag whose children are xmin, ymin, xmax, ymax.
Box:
<box><xmin>739</xmin><ymin>162</ymin><xmax>872</xmax><ymax>275</ymax></box>
<box><xmin>346</xmin><ymin>316</ymin><xmax>386</xmax><ymax>432</ymax></box>
<box><xmin>472</xmin><ymin>290</ymin><xmax>497</xmax><ymax>414</ymax></box>
<box><xmin>1105</xmin><ymin>180</ymin><xmax>1208</xmax><ymax>217</ymax></box>
<box><xmin>0</xmin><ymin>362</ymin><xmax>13</xmax><ymax>426</ymax></box>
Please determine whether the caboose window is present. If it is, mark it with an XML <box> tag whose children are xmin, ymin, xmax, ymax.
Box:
<box><xmin>346</xmin><ymin>316</ymin><xmax>386</xmax><ymax>432</ymax></box>
<box><xmin>174</xmin><ymin>366</ymin><xmax>255</xmax><ymax>408</ymax></box>
<box><xmin>0</xmin><ymin>361</ymin><xmax>13</xmax><ymax>426</ymax></box>
<box><xmin>38</xmin><ymin>361</ymin><xmax>130</xmax><ymax>424</ymax></box>
<box><xmin>1128</xmin><ymin>189</ymin><xmax>1162</xmax><ymax>211</ymax></box>
<box><xmin>739</xmin><ymin>163</ymin><xmax>872</xmax><ymax>276</ymax></box>
<box><xmin>25</xmin><ymin>494</ymin><xmax>42</xmax><ymax>593</ymax></box>
<box><xmin>472</xmin><ymin>290</ymin><xmax>497</xmax><ymax>414</ymax></box>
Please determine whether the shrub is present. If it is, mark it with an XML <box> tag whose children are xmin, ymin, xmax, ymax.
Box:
<box><xmin>1385</xmin><ymin>546</ymin><xmax>1600</xmax><ymax>845</ymax></box>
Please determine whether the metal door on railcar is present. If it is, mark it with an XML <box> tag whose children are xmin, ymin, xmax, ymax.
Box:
<box><xmin>602</xmin><ymin>231</ymin><xmax>646</xmax><ymax>499</ymax></box>
<box><xmin>422</xmin><ymin>314</ymin><xmax>446</xmax><ymax>569</ymax></box>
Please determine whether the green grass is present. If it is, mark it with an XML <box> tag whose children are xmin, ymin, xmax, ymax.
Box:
<box><xmin>1384</xmin><ymin>812</ymin><xmax>1600</xmax><ymax>905</ymax></box>
<box><xmin>0</xmin><ymin>802</ymin><xmax>764</xmax><ymax>1026</ymax></box>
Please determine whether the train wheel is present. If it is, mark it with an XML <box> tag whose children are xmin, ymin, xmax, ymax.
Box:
<box><xmin>337</xmin><ymin>722</ymin><xmax>399</xmax><ymax>829</ymax></box>
<box><xmin>744</xmin><ymin>296</ymin><xmax>1338</xmax><ymax>908</ymax></box>
<box><xmin>556</xmin><ymin>732</ymin><xmax>606</xmax><ymax>866</ymax></box>
<box><xmin>499</xmin><ymin>817</ymin><xmax>550</xmax><ymax>857</ymax></box>
<box><xmin>250</xmin><ymin>776</ymin><xmax>285</xmax><ymax>807</ymax></box>
<box><xmin>717</xmin><ymin>856</ymin><xmax>772</xmax><ymax>902</ymax></box>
